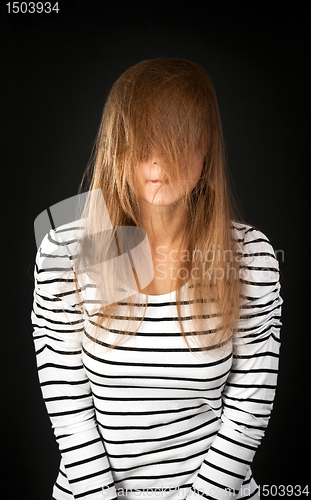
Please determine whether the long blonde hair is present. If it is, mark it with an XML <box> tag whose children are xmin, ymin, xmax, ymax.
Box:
<box><xmin>75</xmin><ymin>58</ymin><xmax>243</xmax><ymax>352</ymax></box>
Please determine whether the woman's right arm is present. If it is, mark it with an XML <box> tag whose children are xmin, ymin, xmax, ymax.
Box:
<box><xmin>32</xmin><ymin>228</ymin><xmax>118</xmax><ymax>500</ymax></box>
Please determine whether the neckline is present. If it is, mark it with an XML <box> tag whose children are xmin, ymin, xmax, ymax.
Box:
<box><xmin>130</xmin><ymin>280</ymin><xmax>191</xmax><ymax>301</ymax></box>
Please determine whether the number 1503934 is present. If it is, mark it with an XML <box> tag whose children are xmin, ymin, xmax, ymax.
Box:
<box><xmin>260</xmin><ymin>485</ymin><xmax>309</xmax><ymax>497</ymax></box>
<box><xmin>6</xmin><ymin>2</ymin><xmax>60</xmax><ymax>14</ymax></box>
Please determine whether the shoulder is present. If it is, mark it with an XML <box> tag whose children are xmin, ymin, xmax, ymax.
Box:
<box><xmin>231</xmin><ymin>221</ymin><xmax>281</xmax><ymax>297</ymax></box>
<box><xmin>231</xmin><ymin>221</ymin><xmax>279</xmax><ymax>262</ymax></box>
<box><xmin>34</xmin><ymin>219</ymin><xmax>85</xmax><ymax>308</ymax></box>
<box><xmin>36</xmin><ymin>218</ymin><xmax>85</xmax><ymax>258</ymax></box>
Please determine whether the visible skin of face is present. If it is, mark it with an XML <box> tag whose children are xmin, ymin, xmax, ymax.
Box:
<box><xmin>132</xmin><ymin>156</ymin><xmax>203</xmax><ymax>206</ymax></box>
<box><xmin>128</xmin><ymin>155</ymin><xmax>204</xmax><ymax>249</ymax></box>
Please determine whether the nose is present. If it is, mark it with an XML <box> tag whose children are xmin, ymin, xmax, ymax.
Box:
<box><xmin>149</xmin><ymin>153</ymin><xmax>171</xmax><ymax>182</ymax></box>
<box><xmin>150</xmin><ymin>159</ymin><xmax>166</xmax><ymax>179</ymax></box>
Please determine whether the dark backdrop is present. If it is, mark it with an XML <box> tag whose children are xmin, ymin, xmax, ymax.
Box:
<box><xmin>2</xmin><ymin>1</ymin><xmax>309</xmax><ymax>499</ymax></box>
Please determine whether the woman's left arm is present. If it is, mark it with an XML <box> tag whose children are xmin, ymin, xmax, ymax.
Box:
<box><xmin>188</xmin><ymin>227</ymin><xmax>283</xmax><ymax>500</ymax></box>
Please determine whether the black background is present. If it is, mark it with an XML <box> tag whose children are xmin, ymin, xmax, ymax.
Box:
<box><xmin>2</xmin><ymin>1</ymin><xmax>310</xmax><ymax>499</ymax></box>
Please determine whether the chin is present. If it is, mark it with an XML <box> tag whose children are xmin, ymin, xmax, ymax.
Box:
<box><xmin>147</xmin><ymin>195</ymin><xmax>182</xmax><ymax>206</ymax></box>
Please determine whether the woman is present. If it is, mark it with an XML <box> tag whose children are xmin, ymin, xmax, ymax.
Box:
<box><xmin>32</xmin><ymin>58</ymin><xmax>282</xmax><ymax>500</ymax></box>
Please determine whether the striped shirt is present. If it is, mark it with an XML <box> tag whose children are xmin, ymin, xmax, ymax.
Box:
<box><xmin>31</xmin><ymin>221</ymin><xmax>282</xmax><ymax>500</ymax></box>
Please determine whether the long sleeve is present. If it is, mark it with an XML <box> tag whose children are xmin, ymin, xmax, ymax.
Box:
<box><xmin>31</xmin><ymin>227</ymin><xmax>118</xmax><ymax>500</ymax></box>
<box><xmin>187</xmin><ymin>226</ymin><xmax>283</xmax><ymax>500</ymax></box>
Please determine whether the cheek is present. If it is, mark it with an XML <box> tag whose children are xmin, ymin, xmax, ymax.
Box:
<box><xmin>194</xmin><ymin>159</ymin><xmax>204</xmax><ymax>176</ymax></box>
<box><xmin>127</xmin><ymin>168</ymin><xmax>144</xmax><ymax>195</ymax></box>
<box><xmin>189</xmin><ymin>162</ymin><xmax>203</xmax><ymax>186</ymax></box>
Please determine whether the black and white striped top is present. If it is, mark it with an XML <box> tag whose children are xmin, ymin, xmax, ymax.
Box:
<box><xmin>32</xmin><ymin>221</ymin><xmax>282</xmax><ymax>500</ymax></box>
